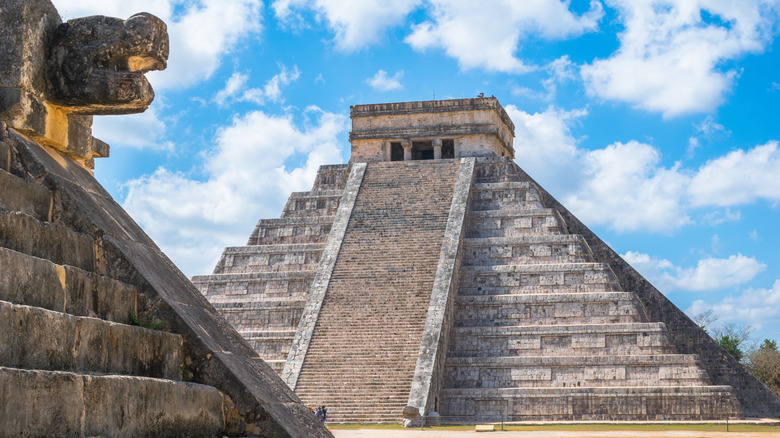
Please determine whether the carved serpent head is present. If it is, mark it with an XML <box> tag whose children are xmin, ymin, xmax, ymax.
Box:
<box><xmin>48</xmin><ymin>13</ymin><xmax>169</xmax><ymax>115</ymax></box>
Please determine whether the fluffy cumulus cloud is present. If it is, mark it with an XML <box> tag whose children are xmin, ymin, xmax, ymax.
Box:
<box><xmin>688</xmin><ymin>279</ymin><xmax>780</xmax><ymax>333</ymax></box>
<box><xmin>566</xmin><ymin>141</ymin><xmax>692</xmax><ymax>232</ymax></box>
<box><xmin>366</xmin><ymin>70</ymin><xmax>405</xmax><ymax>91</ymax></box>
<box><xmin>582</xmin><ymin>0</ymin><xmax>780</xmax><ymax>117</ymax></box>
<box><xmin>623</xmin><ymin>251</ymin><xmax>766</xmax><ymax>292</ymax></box>
<box><xmin>52</xmin><ymin>0</ymin><xmax>263</xmax><ymax>89</ymax></box>
<box><xmin>504</xmin><ymin>105</ymin><xmax>586</xmax><ymax>197</ymax></box>
<box><xmin>273</xmin><ymin>0</ymin><xmax>422</xmax><ymax>50</ymax></box>
<box><xmin>406</xmin><ymin>0</ymin><xmax>603</xmax><ymax>73</ymax></box>
<box><xmin>688</xmin><ymin>141</ymin><xmax>780</xmax><ymax>207</ymax></box>
<box><xmin>508</xmin><ymin>107</ymin><xmax>780</xmax><ymax>233</ymax></box>
<box><xmin>123</xmin><ymin>108</ymin><xmax>347</xmax><ymax>276</ymax></box>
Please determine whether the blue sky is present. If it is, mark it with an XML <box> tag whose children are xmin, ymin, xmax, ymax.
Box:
<box><xmin>52</xmin><ymin>0</ymin><xmax>780</xmax><ymax>344</ymax></box>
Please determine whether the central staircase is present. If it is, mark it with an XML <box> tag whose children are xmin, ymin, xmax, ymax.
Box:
<box><xmin>293</xmin><ymin>160</ymin><xmax>460</xmax><ymax>422</ymax></box>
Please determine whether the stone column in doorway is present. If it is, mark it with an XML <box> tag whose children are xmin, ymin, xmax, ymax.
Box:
<box><xmin>432</xmin><ymin>138</ymin><xmax>442</xmax><ymax>160</ymax></box>
<box><xmin>402</xmin><ymin>139</ymin><xmax>412</xmax><ymax>161</ymax></box>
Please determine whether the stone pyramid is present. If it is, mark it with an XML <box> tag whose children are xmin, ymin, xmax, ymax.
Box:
<box><xmin>193</xmin><ymin>97</ymin><xmax>780</xmax><ymax>424</ymax></box>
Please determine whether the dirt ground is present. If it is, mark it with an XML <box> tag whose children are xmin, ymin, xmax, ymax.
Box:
<box><xmin>329</xmin><ymin>428</ymin><xmax>780</xmax><ymax>438</ymax></box>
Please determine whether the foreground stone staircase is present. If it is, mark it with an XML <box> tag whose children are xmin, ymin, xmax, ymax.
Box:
<box><xmin>193</xmin><ymin>165</ymin><xmax>350</xmax><ymax>373</ymax></box>
<box><xmin>438</xmin><ymin>159</ymin><xmax>742</xmax><ymax>422</ymax></box>
<box><xmin>0</xmin><ymin>166</ymin><xmax>224</xmax><ymax>436</ymax></box>
<box><xmin>292</xmin><ymin>160</ymin><xmax>460</xmax><ymax>422</ymax></box>
<box><xmin>0</xmin><ymin>126</ymin><xmax>332</xmax><ymax>437</ymax></box>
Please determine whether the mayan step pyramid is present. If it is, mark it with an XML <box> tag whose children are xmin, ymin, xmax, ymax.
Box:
<box><xmin>193</xmin><ymin>97</ymin><xmax>780</xmax><ymax>424</ymax></box>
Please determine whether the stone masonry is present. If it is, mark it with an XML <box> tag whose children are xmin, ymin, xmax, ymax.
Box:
<box><xmin>1</xmin><ymin>1</ymin><xmax>332</xmax><ymax>436</ymax></box>
<box><xmin>197</xmin><ymin>97</ymin><xmax>780</xmax><ymax>424</ymax></box>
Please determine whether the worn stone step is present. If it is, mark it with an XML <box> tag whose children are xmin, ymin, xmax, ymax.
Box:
<box><xmin>0</xmin><ymin>168</ymin><xmax>52</xmax><ymax>223</ymax></box>
<box><xmin>311</xmin><ymin>164</ymin><xmax>351</xmax><ymax>191</ymax></box>
<box><xmin>0</xmin><ymin>366</ymin><xmax>224</xmax><ymax>437</ymax></box>
<box><xmin>444</xmin><ymin>354</ymin><xmax>710</xmax><ymax>388</ymax></box>
<box><xmin>0</xmin><ymin>300</ymin><xmax>180</xmax><ymax>379</ymax></box>
<box><xmin>213</xmin><ymin>243</ymin><xmax>324</xmax><ymax>274</ymax></box>
<box><xmin>281</xmin><ymin>191</ymin><xmax>342</xmax><ymax>218</ymax></box>
<box><xmin>448</xmin><ymin>322</ymin><xmax>675</xmax><ymax>357</ymax></box>
<box><xmin>0</xmin><ymin>209</ymin><xmax>95</xmax><ymax>272</ymax></box>
<box><xmin>440</xmin><ymin>385</ymin><xmax>741</xmax><ymax>422</ymax></box>
<box><xmin>466</xmin><ymin>209</ymin><xmax>567</xmax><ymax>238</ymax></box>
<box><xmin>0</xmin><ymin>247</ymin><xmax>136</xmax><ymax>323</ymax></box>
<box><xmin>459</xmin><ymin>263</ymin><xmax>621</xmax><ymax>294</ymax></box>
<box><xmin>454</xmin><ymin>291</ymin><xmax>645</xmax><ymax>326</ymax></box>
<box><xmin>474</xmin><ymin>159</ymin><xmax>522</xmax><ymax>184</ymax></box>
<box><xmin>463</xmin><ymin>235</ymin><xmax>592</xmax><ymax>265</ymax></box>
<box><xmin>248</xmin><ymin>216</ymin><xmax>335</xmax><ymax>245</ymax></box>
<box><xmin>471</xmin><ymin>182</ymin><xmax>544</xmax><ymax>211</ymax></box>
<box><xmin>193</xmin><ymin>270</ymin><xmax>315</xmax><ymax>298</ymax></box>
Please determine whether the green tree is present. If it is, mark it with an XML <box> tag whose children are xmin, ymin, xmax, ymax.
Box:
<box><xmin>758</xmin><ymin>339</ymin><xmax>778</xmax><ymax>352</ymax></box>
<box><xmin>717</xmin><ymin>334</ymin><xmax>745</xmax><ymax>361</ymax></box>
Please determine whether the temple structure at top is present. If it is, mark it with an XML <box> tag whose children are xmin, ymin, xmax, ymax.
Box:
<box><xmin>348</xmin><ymin>96</ymin><xmax>515</xmax><ymax>162</ymax></box>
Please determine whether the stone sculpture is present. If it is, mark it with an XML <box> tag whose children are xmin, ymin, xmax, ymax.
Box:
<box><xmin>48</xmin><ymin>12</ymin><xmax>168</xmax><ymax>114</ymax></box>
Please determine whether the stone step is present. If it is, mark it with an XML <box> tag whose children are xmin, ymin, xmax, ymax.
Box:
<box><xmin>248</xmin><ymin>216</ymin><xmax>335</xmax><ymax>245</ymax></box>
<box><xmin>213</xmin><ymin>243</ymin><xmax>324</xmax><ymax>274</ymax></box>
<box><xmin>454</xmin><ymin>291</ymin><xmax>645</xmax><ymax>326</ymax></box>
<box><xmin>0</xmin><ymin>247</ymin><xmax>137</xmax><ymax>324</ymax></box>
<box><xmin>471</xmin><ymin>182</ymin><xmax>544</xmax><ymax>211</ymax></box>
<box><xmin>466</xmin><ymin>209</ymin><xmax>566</xmax><ymax>238</ymax></box>
<box><xmin>459</xmin><ymin>263</ymin><xmax>621</xmax><ymax>294</ymax></box>
<box><xmin>266</xmin><ymin>359</ymin><xmax>286</xmax><ymax>374</ymax></box>
<box><xmin>281</xmin><ymin>190</ymin><xmax>342</xmax><ymax>218</ymax></box>
<box><xmin>214</xmin><ymin>304</ymin><xmax>303</xmax><ymax>335</ymax></box>
<box><xmin>463</xmin><ymin>235</ymin><xmax>592</xmax><ymax>265</ymax></box>
<box><xmin>474</xmin><ymin>160</ymin><xmax>523</xmax><ymax>184</ymax></box>
<box><xmin>0</xmin><ymin>366</ymin><xmax>224</xmax><ymax>437</ymax></box>
<box><xmin>0</xmin><ymin>209</ymin><xmax>95</xmax><ymax>272</ymax></box>
<box><xmin>311</xmin><ymin>164</ymin><xmax>350</xmax><ymax>191</ymax></box>
<box><xmin>440</xmin><ymin>385</ymin><xmax>741</xmax><ymax>422</ymax></box>
<box><xmin>444</xmin><ymin>354</ymin><xmax>710</xmax><ymax>389</ymax></box>
<box><xmin>448</xmin><ymin>322</ymin><xmax>675</xmax><ymax>357</ymax></box>
<box><xmin>192</xmin><ymin>270</ymin><xmax>315</xmax><ymax>298</ymax></box>
<box><xmin>0</xmin><ymin>168</ymin><xmax>52</xmax><ymax>223</ymax></box>
<box><xmin>0</xmin><ymin>300</ymin><xmax>181</xmax><ymax>379</ymax></box>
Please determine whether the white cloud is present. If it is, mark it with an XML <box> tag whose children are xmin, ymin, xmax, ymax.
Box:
<box><xmin>623</xmin><ymin>251</ymin><xmax>766</xmax><ymax>293</ymax></box>
<box><xmin>406</xmin><ymin>0</ymin><xmax>602</xmax><ymax>73</ymax></box>
<box><xmin>505</xmin><ymin>106</ymin><xmax>780</xmax><ymax>233</ymax></box>
<box><xmin>565</xmin><ymin>140</ymin><xmax>692</xmax><ymax>232</ymax></box>
<box><xmin>366</xmin><ymin>70</ymin><xmax>404</xmax><ymax>91</ymax></box>
<box><xmin>688</xmin><ymin>279</ymin><xmax>780</xmax><ymax>332</ymax></box>
<box><xmin>215</xmin><ymin>72</ymin><xmax>250</xmax><ymax>106</ymax></box>
<box><xmin>582</xmin><ymin>0</ymin><xmax>780</xmax><ymax>117</ymax></box>
<box><xmin>262</xmin><ymin>65</ymin><xmax>301</xmax><ymax>102</ymax></box>
<box><xmin>505</xmin><ymin>105</ymin><xmax>586</xmax><ymax>197</ymax></box>
<box><xmin>688</xmin><ymin>141</ymin><xmax>780</xmax><ymax>206</ymax></box>
<box><xmin>511</xmin><ymin>56</ymin><xmax>578</xmax><ymax>101</ymax></box>
<box><xmin>92</xmin><ymin>101</ymin><xmax>172</xmax><ymax>151</ymax></box>
<box><xmin>123</xmin><ymin>108</ymin><xmax>347</xmax><ymax>276</ymax></box>
<box><xmin>52</xmin><ymin>0</ymin><xmax>263</xmax><ymax>89</ymax></box>
<box><xmin>214</xmin><ymin>65</ymin><xmax>301</xmax><ymax>106</ymax></box>
<box><xmin>273</xmin><ymin>0</ymin><xmax>422</xmax><ymax>51</ymax></box>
